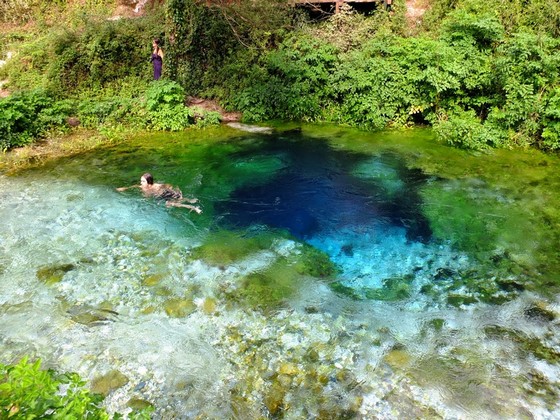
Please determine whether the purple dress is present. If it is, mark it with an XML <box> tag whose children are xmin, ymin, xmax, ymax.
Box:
<box><xmin>152</xmin><ymin>53</ymin><xmax>162</xmax><ymax>80</ymax></box>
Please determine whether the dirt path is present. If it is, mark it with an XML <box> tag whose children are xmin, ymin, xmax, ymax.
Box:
<box><xmin>405</xmin><ymin>0</ymin><xmax>429</xmax><ymax>27</ymax></box>
<box><xmin>187</xmin><ymin>97</ymin><xmax>242</xmax><ymax>122</ymax></box>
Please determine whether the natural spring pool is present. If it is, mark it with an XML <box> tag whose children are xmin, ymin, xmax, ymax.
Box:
<box><xmin>0</xmin><ymin>124</ymin><xmax>559</xmax><ymax>418</ymax></box>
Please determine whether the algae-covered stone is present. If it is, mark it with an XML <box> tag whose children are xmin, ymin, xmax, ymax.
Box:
<box><xmin>67</xmin><ymin>305</ymin><xmax>118</xmax><ymax>326</ymax></box>
<box><xmin>91</xmin><ymin>370</ymin><xmax>129</xmax><ymax>396</ymax></box>
<box><xmin>293</xmin><ymin>243</ymin><xmax>339</xmax><ymax>278</ymax></box>
<box><xmin>226</xmin><ymin>260</ymin><xmax>307</xmax><ymax>310</ymax></box>
<box><xmin>201</xmin><ymin>297</ymin><xmax>217</xmax><ymax>314</ymax></box>
<box><xmin>127</xmin><ymin>398</ymin><xmax>153</xmax><ymax>410</ymax></box>
<box><xmin>447</xmin><ymin>294</ymin><xmax>478</xmax><ymax>307</ymax></box>
<box><xmin>364</xmin><ymin>274</ymin><xmax>414</xmax><ymax>301</ymax></box>
<box><xmin>164</xmin><ymin>298</ymin><xmax>196</xmax><ymax>318</ymax></box>
<box><xmin>36</xmin><ymin>263</ymin><xmax>75</xmax><ymax>284</ymax></box>
<box><xmin>429</xmin><ymin>318</ymin><xmax>445</xmax><ymax>331</ymax></box>
<box><xmin>264</xmin><ymin>380</ymin><xmax>286</xmax><ymax>415</ymax></box>
<box><xmin>384</xmin><ymin>349</ymin><xmax>411</xmax><ymax>369</ymax></box>
<box><xmin>484</xmin><ymin>325</ymin><xmax>560</xmax><ymax>364</ymax></box>
<box><xmin>141</xmin><ymin>273</ymin><xmax>165</xmax><ymax>287</ymax></box>
<box><xmin>190</xmin><ymin>230</ymin><xmax>275</xmax><ymax>266</ymax></box>
<box><xmin>278</xmin><ymin>362</ymin><xmax>298</xmax><ymax>376</ymax></box>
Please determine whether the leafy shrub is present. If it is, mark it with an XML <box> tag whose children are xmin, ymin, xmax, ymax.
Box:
<box><xmin>0</xmin><ymin>89</ymin><xmax>72</xmax><ymax>150</ymax></box>
<box><xmin>441</xmin><ymin>10</ymin><xmax>504</xmax><ymax>49</ymax></box>
<box><xmin>540</xmin><ymin>88</ymin><xmax>560</xmax><ymax>150</ymax></box>
<box><xmin>147</xmin><ymin>104</ymin><xmax>194</xmax><ymax>131</ymax></box>
<box><xmin>145</xmin><ymin>80</ymin><xmax>186</xmax><ymax>111</ymax></box>
<box><xmin>224</xmin><ymin>35</ymin><xmax>338</xmax><ymax>122</ymax></box>
<box><xmin>434</xmin><ymin>110</ymin><xmax>507</xmax><ymax>150</ymax></box>
<box><xmin>0</xmin><ymin>357</ymin><xmax>153</xmax><ymax>418</ymax></box>
<box><xmin>0</xmin><ymin>357</ymin><xmax>111</xmax><ymax>418</ymax></box>
<box><xmin>144</xmin><ymin>80</ymin><xmax>195</xmax><ymax>130</ymax></box>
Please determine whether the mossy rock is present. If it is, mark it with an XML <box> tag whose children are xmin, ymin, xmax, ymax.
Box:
<box><xmin>91</xmin><ymin>370</ymin><xmax>129</xmax><ymax>396</ymax></box>
<box><xmin>36</xmin><ymin>263</ymin><xmax>75</xmax><ymax>284</ymax></box>
<box><xmin>226</xmin><ymin>261</ymin><xmax>304</xmax><ymax>310</ymax></box>
<box><xmin>447</xmin><ymin>294</ymin><xmax>478</xmax><ymax>307</ymax></box>
<box><xmin>384</xmin><ymin>349</ymin><xmax>411</xmax><ymax>369</ymax></box>
<box><xmin>127</xmin><ymin>398</ymin><xmax>153</xmax><ymax>410</ymax></box>
<box><xmin>164</xmin><ymin>298</ymin><xmax>196</xmax><ymax>318</ymax></box>
<box><xmin>526</xmin><ymin>369</ymin><xmax>558</xmax><ymax>409</ymax></box>
<box><xmin>264</xmin><ymin>380</ymin><xmax>287</xmax><ymax>415</ymax></box>
<box><xmin>201</xmin><ymin>297</ymin><xmax>217</xmax><ymax>314</ymax></box>
<box><xmin>141</xmin><ymin>273</ymin><xmax>166</xmax><ymax>287</ymax></box>
<box><xmin>429</xmin><ymin>318</ymin><xmax>445</xmax><ymax>331</ymax></box>
<box><xmin>524</xmin><ymin>302</ymin><xmax>556</xmax><ymax>322</ymax></box>
<box><xmin>190</xmin><ymin>230</ymin><xmax>275</xmax><ymax>266</ymax></box>
<box><xmin>364</xmin><ymin>275</ymin><xmax>414</xmax><ymax>301</ymax></box>
<box><xmin>293</xmin><ymin>243</ymin><xmax>339</xmax><ymax>278</ymax></box>
<box><xmin>67</xmin><ymin>305</ymin><xmax>118</xmax><ymax>326</ymax></box>
<box><xmin>484</xmin><ymin>326</ymin><xmax>560</xmax><ymax>364</ymax></box>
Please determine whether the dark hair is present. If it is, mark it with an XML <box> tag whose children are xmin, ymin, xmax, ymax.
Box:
<box><xmin>142</xmin><ymin>173</ymin><xmax>154</xmax><ymax>185</ymax></box>
<box><xmin>153</xmin><ymin>38</ymin><xmax>160</xmax><ymax>46</ymax></box>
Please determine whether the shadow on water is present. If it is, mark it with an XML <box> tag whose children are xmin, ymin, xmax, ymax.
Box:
<box><xmin>216</xmin><ymin>131</ymin><xmax>432</xmax><ymax>245</ymax></box>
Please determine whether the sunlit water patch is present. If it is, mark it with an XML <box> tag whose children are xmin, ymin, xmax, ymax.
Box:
<box><xmin>0</xmin><ymin>126</ymin><xmax>559</xmax><ymax>418</ymax></box>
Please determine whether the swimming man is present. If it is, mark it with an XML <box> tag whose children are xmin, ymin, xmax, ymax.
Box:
<box><xmin>117</xmin><ymin>173</ymin><xmax>202</xmax><ymax>214</ymax></box>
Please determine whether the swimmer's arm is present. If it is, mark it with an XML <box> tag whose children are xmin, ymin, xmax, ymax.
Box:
<box><xmin>116</xmin><ymin>185</ymin><xmax>140</xmax><ymax>192</ymax></box>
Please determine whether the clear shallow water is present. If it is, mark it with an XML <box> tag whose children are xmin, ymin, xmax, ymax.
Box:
<box><xmin>1</xmin><ymin>125</ymin><xmax>559</xmax><ymax>418</ymax></box>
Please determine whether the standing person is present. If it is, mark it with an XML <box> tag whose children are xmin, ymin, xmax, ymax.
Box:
<box><xmin>151</xmin><ymin>39</ymin><xmax>163</xmax><ymax>81</ymax></box>
<box><xmin>385</xmin><ymin>0</ymin><xmax>393</xmax><ymax>12</ymax></box>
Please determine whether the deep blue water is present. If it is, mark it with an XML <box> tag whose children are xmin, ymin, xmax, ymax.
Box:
<box><xmin>217</xmin><ymin>133</ymin><xmax>432</xmax><ymax>244</ymax></box>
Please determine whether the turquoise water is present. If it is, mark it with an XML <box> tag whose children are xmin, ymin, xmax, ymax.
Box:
<box><xmin>0</xmin><ymin>125</ymin><xmax>559</xmax><ymax>418</ymax></box>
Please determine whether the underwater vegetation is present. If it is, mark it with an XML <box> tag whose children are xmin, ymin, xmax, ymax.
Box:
<box><xmin>2</xmin><ymin>125</ymin><xmax>560</xmax><ymax>418</ymax></box>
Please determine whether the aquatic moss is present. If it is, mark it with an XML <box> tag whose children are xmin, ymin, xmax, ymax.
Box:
<box><xmin>293</xmin><ymin>243</ymin><xmax>339</xmax><ymax>278</ymax></box>
<box><xmin>189</xmin><ymin>230</ymin><xmax>275</xmax><ymax>266</ymax></box>
<box><xmin>526</xmin><ymin>369</ymin><xmax>559</xmax><ymax>409</ymax></box>
<box><xmin>364</xmin><ymin>275</ymin><xmax>414</xmax><ymax>301</ymax></box>
<box><xmin>421</xmin><ymin>180</ymin><xmax>536</xmax><ymax>257</ymax></box>
<box><xmin>91</xmin><ymin>370</ymin><xmax>129</xmax><ymax>396</ymax></box>
<box><xmin>163</xmin><ymin>298</ymin><xmax>197</xmax><ymax>318</ymax></box>
<box><xmin>484</xmin><ymin>326</ymin><xmax>560</xmax><ymax>364</ymax></box>
<box><xmin>330</xmin><ymin>274</ymin><xmax>414</xmax><ymax>302</ymax></box>
<box><xmin>36</xmin><ymin>263</ymin><xmax>75</xmax><ymax>284</ymax></box>
<box><xmin>227</xmin><ymin>261</ymin><xmax>302</xmax><ymax>310</ymax></box>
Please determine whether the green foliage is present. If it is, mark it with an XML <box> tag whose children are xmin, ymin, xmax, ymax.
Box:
<box><xmin>226</xmin><ymin>35</ymin><xmax>338</xmax><ymax>122</ymax></box>
<box><xmin>434</xmin><ymin>110</ymin><xmax>507</xmax><ymax>150</ymax></box>
<box><xmin>0</xmin><ymin>356</ymin><xmax>107</xmax><ymax>418</ymax></box>
<box><xmin>147</xmin><ymin>104</ymin><xmax>194</xmax><ymax>131</ymax></box>
<box><xmin>0</xmin><ymin>357</ymin><xmax>153</xmax><ymax>418</ymax></box>
<box><xmin>145</xmin><ymin>80</ymin><xmax>185</xmax><ymax>111</ymax></box>
<box><xmin>2</xmin><ymin>0</ymin><xmax>560</xmax><ymax>152</ymax></box>
<box><xmin>0</xmin><ymin>89</ymin><xmax>71</xmax><ymax>150</ymax></box>
<box><xmin>541</xmin><ymin>88</ymin><xmax>560</xmax><ymax>150</ymax></box>
<box><xmin>144</xmin><ymin>80</ymin><xmax>195</xmax><ymax>130</ymax></box>
<box><xmin>441</xmin><ymin>10</ymin><xmax>504</xmax><ymax>49</ymax></box>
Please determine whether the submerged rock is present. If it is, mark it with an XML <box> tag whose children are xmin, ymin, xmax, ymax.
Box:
<box><xmin>36</xmin><ymin>263</ymin><xmax>75</xmax><ymax>284</ymax></box>
<box><xmin>164</xmin><ymin>298</ymin><xmax>196</xmax><ymax>318</ymax></box>
<box><xmin>91</xmin><ymin>370</ymin><xmax>129</xmax><ymax>396</ymax></box>
<box><xmin>227</xmin><ymin>122</ymin><xmax>273</xmax><ymax>134</ymax></box>
<box><xmin>67</xmin><ymin>305</ymin><xmax>119</xmax><ymax>326</ymax></box>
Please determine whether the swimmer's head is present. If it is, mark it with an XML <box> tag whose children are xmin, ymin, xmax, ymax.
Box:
<box><xmin>141</xmin><ymin>173</ymin><xmax>154</xmax><ymax>186</ymax></box>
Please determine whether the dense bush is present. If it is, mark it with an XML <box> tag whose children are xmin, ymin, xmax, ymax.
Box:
<box><xmin>0</xmin><ymin>357</ymin><xmax>152</xmax><ymax>418</ymax></box>
<box><xmin>2</xmin><ymin>0</ymin><xmax>560</xmax><ymax>152</ymax></box>
<box><xmin>0</xmin><ymin>89</ymin><xmax>71</xmax><ymax>150</ymax></box>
